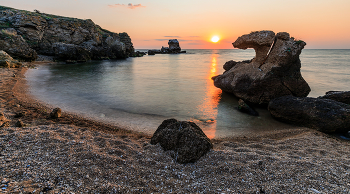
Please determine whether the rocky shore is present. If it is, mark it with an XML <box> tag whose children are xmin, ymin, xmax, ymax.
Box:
<box><xmin>0</xmin><ymin>5</ymin><xmax>138</xmax><ymax>62</ymax></box>
<box><xmin>1</xmin><ymin>63</ymin><xmax>350</xmax><ymax>193</ymax></box>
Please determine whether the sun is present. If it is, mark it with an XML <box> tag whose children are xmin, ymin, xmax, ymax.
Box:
<box><xmin>211</xmin><ymin>36</ymin><xmax>220</xmax><ymax>43</ymax></box>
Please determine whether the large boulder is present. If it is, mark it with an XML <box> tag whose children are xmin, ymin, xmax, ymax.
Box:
<box><xmin>212</xmin><ymin>31</ymin><xmax>310</xmax><ymax>104</ymax></box>
<box><xmin>0</xmin><ymin>50</ymin><xmax>22</xmax><ymax>68</ymax></box>
<box><xmin>150</xmin><ymin>119</ymin><xmax>213</xmax><ymax>164</ymax></box>
<box><xmin>268</xmin><ymin>95</ymin><xmax>350</xmax><ymax>133</ymax></box>
<box><xmin>0</xmin><ymin>28</ymin><xmax>38</xmax><ymax>61</ymax></box>
<box><xmin>319</xmin><ymin>91</ymin><xmax>350</xmax><ymax>105</ymax></box>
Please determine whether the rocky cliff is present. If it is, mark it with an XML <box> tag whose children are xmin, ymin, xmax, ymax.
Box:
<box><xmin>0</xmin><ymin>5</ymin><xmax>134</xmax><ymax>61</ymax></box>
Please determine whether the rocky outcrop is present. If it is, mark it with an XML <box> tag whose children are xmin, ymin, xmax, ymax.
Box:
<box><xmin>0</xmin><ymin>6</ymin><xmax>134</xmax><ymax>61</ymax></box>
<box><xmin>319</xmin><ymin>91</ymin><xmax>350</xmax><ymax>105</ymax></box>
<box><xmin>148</xmin><ymin>39</ymin><xmax>186</xmax><ymax>54</ymax></box>
<box><xmin>268</xmin><ymin>95</ymin><xmax>350</xmax><ymax>133</ymax></box>
<box><xmin>0</xmin><ymin>28</ymin><xmax>37</xmax><ymax>61</ymax></box>
<box><xmin>0</xmin><ymin>50</ymin><xmax>21</xmax><ymax>68</ymax></box>
<box><xmin>150</xmin><ymin>119</ymin><xmax>213</xmax><ymax>164</ymax></box>
<box><xmin>212</xmin><ymin>31</ymin><xmax>310</xmax><ymax>104</ymax></box>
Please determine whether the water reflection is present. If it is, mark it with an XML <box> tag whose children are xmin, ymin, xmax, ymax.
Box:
<box><xmin>195</xmin><ymin>54</ymin><xmax>222</xmax><ymax>139</ymax></box>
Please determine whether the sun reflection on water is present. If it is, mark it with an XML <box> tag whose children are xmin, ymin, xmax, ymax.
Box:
<box><xmin>195</xmin><ymin>54</ymin><xmax>222</xmax><ymax>139</ymax></box>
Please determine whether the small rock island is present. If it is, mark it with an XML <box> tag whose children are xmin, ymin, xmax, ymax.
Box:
<box><xmin>148</xmin><ymin>39</ymin><xmax>186</xmax><ymax>55</ymax></box>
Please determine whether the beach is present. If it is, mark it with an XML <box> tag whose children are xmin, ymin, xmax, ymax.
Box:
<box><xmin>1</xmin><ymin>64</ymin><xmax>350</xmax><ymax>193</ymax></box>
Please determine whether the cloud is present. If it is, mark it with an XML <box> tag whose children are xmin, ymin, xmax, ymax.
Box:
<box><xmin>108</xmin><ymin>3</ymin><xmax>146</xmax><ymax>9</ymax></box>
<box><xmin>154</xmin><ymin>39</ymin><xmax>169</xmax><ymax>41</ymax></box>
<box><xmin>164</xmin><ymin>36</ymin><xmax>181</xmax><ymax>38</ymax></box>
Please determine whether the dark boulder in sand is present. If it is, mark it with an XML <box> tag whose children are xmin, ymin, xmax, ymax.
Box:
<box><xmin>212</xmin><ymin>31</ymin><xmax>310</xmax><ymax>104</ymax></box>
<box><xmin>268</xmin><ymin>95</ymin><xmax>350</xmax><ymax>133</ymax></box>
<box><xmin>150</xmin><ymin>118</ymin><xmax>213</xmax><ymax>164</ymax></box>
<box><xmin>319</xmin><ymin>91</ymin><xmax>350</xmax><ymax>105</ymax></box>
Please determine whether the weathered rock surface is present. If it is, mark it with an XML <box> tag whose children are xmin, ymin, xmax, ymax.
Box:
<box><xmin>319</xmin><ymin>91</ymin><xmax>350</xmax><ymax>105</ymax></box>
<box><xmin>212</xmin><ymin>31</ymin><xmax>310</xmax><ymax>104</ymax></box>
<box><xmin>150</xmin><ymin>118</ymin><xmax>213</xmax><ymax>164</ymax></box>
<box><xmin>0</xmin><ymin>28</ymin><xmax>37</xmax><ymax>61</ymax></box>
<box><xmin>168</xmin><ymin>39</ymin><xmax>181</xmax><ymax>53</ymax></box>
<box><xmin>268</xmin><ymin>95</ymin><xmax>350</xmax><ymax>133</ymax></box>
<box><xmin>0</xmin><ymin>6</ymin><xmax>134</xmax><ymax>61</ymax></box>
<box><xmin>0</xmin><ymin>50</ymin><xmax>21</xmax><ymax>68</ymax></box>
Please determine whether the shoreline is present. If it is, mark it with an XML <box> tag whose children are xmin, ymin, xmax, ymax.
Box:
<box><xmin>1</xmin><ymin>63</ymin><xmax>350</xmax><ymax>193</ymax></box>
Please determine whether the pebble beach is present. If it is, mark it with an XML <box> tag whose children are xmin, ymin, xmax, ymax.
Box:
<box><xmin>1</xmin><ymin>65</ymin><xmax>350</xmax><ymax>193</ymax></box>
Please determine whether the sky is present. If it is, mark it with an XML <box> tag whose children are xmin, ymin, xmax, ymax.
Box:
<box><xmin>2</xmin><ymin>0</ymin><xmax>350</xmax><ymax>49</ymax></box>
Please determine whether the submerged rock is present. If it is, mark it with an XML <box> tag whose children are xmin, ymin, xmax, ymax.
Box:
<box><xmin>237</xmin><ymin>99</ymin><xmax>259</xmax><ymax>116</ymax></box>
<box><xmin>268</xmin><ymin>95</ymin><xmax>350</xmax><ymax>133</ymax></box>
<box><xmin>150</xmin><ymin>118</ymin><xmax>213</xmax><ymax>164</ymax></box>
<box><xmin>212</xmin><ymin>31</ymin><xmax>310</xmax><ymax>104</ymax></box>
<box><xmin>319</xmin><ymin>91</ymin><xmax>350</xmax><ymax>105</ymax></box>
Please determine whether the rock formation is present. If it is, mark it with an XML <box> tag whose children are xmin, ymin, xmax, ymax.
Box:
<box><xmin>319</xmin><ymin>91</ymin><xmax>350</xmax><ymax>105</ymax></box>
<box><xmin>148</xmin><ymin>39</ymin><xmax>186</xmax><ymax>55</ymax></box>
<box><xmin>212</xmin><ymin>31</ymin><xmax>310</xmax><ymax>104</ymax></box>
<box><xmin>268</xmin><ymin>95</ymin><xmax>350</xmax><ymax>133</ymax></box>
<box><xmin>0</xmin><ymin>28</ymin><xmax>37</xmax><ymax>61</ymax></box>
<box><xmin>0</xmin><ymin>50</ymin><xmax>21</xmax><ymax>68</ymax></box>
<box><xmin>151</xmin><ymin>119</ymin><xmax>213</xmax><ymax>164</ymax></box>
<box><xmin>0</xmin><ymin>6</ymin><xmax>135</xmax><ymax>61</ymax></box>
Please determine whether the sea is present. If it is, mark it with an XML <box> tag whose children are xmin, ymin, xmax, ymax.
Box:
<box><xmin>25</xmin><ymin>49</ymin><xmax>350</xmax><ymax>139</ymax></box>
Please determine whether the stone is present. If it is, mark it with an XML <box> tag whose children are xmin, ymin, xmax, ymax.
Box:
<box><xmin>237</xmin><ymin>99</ymin><xmax>259</xmax><ymax>116</ymax></box>
<box><xmin>0</xmin><ymin>121</ymin><xmax>10</xmax><ymax>128</ymax></box>
<box><xmin>213</xmin><ymin>30</ymin><xmax>310</xmax><ymax>104</ymax></box>
<box><xmin>150</xmin><ymin>118</ymin><xmax>213</xmax><ymax>164</ymax></box>
<box><xmin>15</xmin><ymin>120</ymin><xmax>24</xmax><ymax>127</ymax></box>
<box><xmin>319</xmin><ymin>91</ymin><xmax>350</xmax><ymax>105</ymax></box>
<box><xmin>0</xmin><ymin>112</ymin><xmax>8</xmax><ymax>122</ymax></box>
<box><xmin>0</xmin><ymin>50</ymin><xmax>22</xmax><ymax>68</ymax></box>
<box><xmin>268</xmin><ymin>95</ymin><xmax>350</xmax><ymax>133</ymax></box>
<box><xmin>50</xmin><ymin>108</ymin><xmax>62</xmax><ymax>119</ymax></box>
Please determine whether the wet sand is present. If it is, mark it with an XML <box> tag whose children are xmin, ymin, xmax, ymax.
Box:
<box><xmin>1</xmin><ymin>64</ymin><xmax>350</xmax><ymax>193</ymax></box>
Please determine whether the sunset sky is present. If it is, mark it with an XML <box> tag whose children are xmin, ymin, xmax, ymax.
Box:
<box><xmin>2</xmin><ymin>0</ymin><xmax>350</xmax><ymax>49</ymax></box>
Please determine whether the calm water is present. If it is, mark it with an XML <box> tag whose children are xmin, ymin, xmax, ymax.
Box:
<box><xmin>26</xmin><ymin>49</ymin><xmax>350</xmax><ymax>138</ymax></box>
